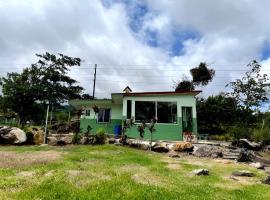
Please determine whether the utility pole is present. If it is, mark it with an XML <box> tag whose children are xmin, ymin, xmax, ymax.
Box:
<box><xmin>93</xmin><ymin>64</ymin><xmax>97</xmax><ymax>99</ymax></box>
<box><xmin>44</xmin><ymin>104</ymin><xmax>50</xmax><ymax>144</ymax></box>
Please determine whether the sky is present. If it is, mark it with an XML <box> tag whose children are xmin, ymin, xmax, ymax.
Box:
<box><xmin>0</xmin><ymin>0</ymin><xmax>270</xmax><ymax>108</ymax></box>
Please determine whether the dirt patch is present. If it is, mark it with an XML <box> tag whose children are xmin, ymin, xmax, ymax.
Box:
<box><xmin>167</xmin><ymin>163</ymin><xmax>181</xmax><ymax>170</ymax></box>
<box><xmin>120</xmin><ymin>164</ymin><xmax>148</xmax><ymax>173</ymax></box>
<box><xmin>0</xmin><ymin>151</ymin><xmax>63</xmax><ymax>168</ymax></box>
<box><xmin>121</xmin><ymin>164</ymin><xmax>166</xmax><ymax>187</ymax></box>
<box><xmin>132</xmin><ymin>173</ymin><xmax>163</xmax><ymax>186</ymax></box>
<box><xmin>214</xmin><ymin>159</ymin><xmax>234</xmax><ymax>165</ymax></box>
<box><xmin>17</xmin><ymin>171</ymin><xmax>35</xmax><ymax>177</ymax></box>
<box><xmin>67</xmin><ymin>170</ymin><xmax>111</xmax><ymax>187</ymax></box>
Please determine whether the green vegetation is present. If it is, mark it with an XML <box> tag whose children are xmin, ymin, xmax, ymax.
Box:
<box><xmin>0</xmin><ymin>145</ymin><xmax>269</xmax><ymax>200</ymax></box>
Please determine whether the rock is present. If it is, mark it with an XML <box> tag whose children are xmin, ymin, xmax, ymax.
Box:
<box><xmin>152</xmin><ymin>142</ymin><xmax>169</xmax><ymax>153</ymax></box>
<box><xmin>0</xmin><ymin>127</ymin><xmax>26</xmax><ymax>144</ymax></box>
<box><xmin>108</xmin><ymin>138</ymin><xmax>115</xmax><ymax>144</ymax></box>
<box><xmin>32</xmin><ymin>127</ymin><xmax>44</xmax><ymax>145</ymax></box>
<box><xmin>139</xmin><ymin>143</ymin><xmax>150</xmax><ymax>150</ymax></box>
<box><xmin>58</xmin><ymin>136</ymin><xmax>73</xmax><ymax>145</ymax></box>
<box><xmin>232</xmin><ymin>170</ymin><xmax>255</xmax><ymax>177</ymax></box>
<box><xmin>168</xmin><ymin>152</ymin><xmax>180</xmax><ymax>158</ymax></box>
<box><xmin>249</xmin><ymin>162</ymin><xmax>265</xmax><ymax>170</ymax></box>
<box><xmin>192</xmin><ymin>169</ymin><xmax>209</xmax><ymax>176</ymax></box>
<box><xmin>193</xmin><ymin>145</ymin><xmax>222</xmax><ymax>158</ymax></box>
<box><xmin>239</xmin><ymin>139</ymin><xmax>262</xmax><ymax>151</ymax></box>
<box><xmin>261</xmin><ymin>176</ymin><xmax>270</xmax><ymax>185</ymax></box>
<box><xmin>47</xmin><ymin>137</ymin><xmax>58</xmax><ymax>146</ymax></box>
<box><xmin>39</xmin><ymin>144</ymin><xmax>48</xmax><ymax>147</ymax></box>
<box><xmin>173</xmin><ymin>142</ymin><xmax>193</xmax><ymax>152</ymax></box>
<box><xmin>264</xmin><ymin>145</ymin><xmax>270</xmax><ymax>152</ymax></box>
<box><xmin>237</xmin><ymin>149</ymin><xmax>252</xmax><ymax>162</ymax></box>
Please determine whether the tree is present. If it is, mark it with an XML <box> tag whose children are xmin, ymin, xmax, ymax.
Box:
<box><xmin>1</xmin><ymin>52</ymin><xmax>84</xmax><ymax>124</ymax></box>
<box><xmin>197</xmin><ymin>94</ymin><xmax>237</xmax><ymax>134</ymax></box>
<box><xmin>175</xmin><ymin>62</ymin><xmax>215</xmax><ymax>91</ymax></box>
<box><xmin>175</xmin><ymin>80</ymin><xmax>194</xmax><ymax>91</ymax></box>
<box><xmin>190</xmin><ymin>62</ymin><xmax>215</xmax><ymax>86</ymax></box>
<box><xmin>226</xmin><ymin>60</ymin><xmax>270</xmax><ymax>110</ymax></box>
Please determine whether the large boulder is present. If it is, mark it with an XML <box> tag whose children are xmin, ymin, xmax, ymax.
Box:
<box><xmin>192</xmin><ymin>169</ymin><xmax>209</xmax><ymax>176</ymax></box>
<box><xmin>173</xmin><ymin>142</ymin><xmax>193</xmax><ymax>152</ymax></box>
<box><xmin>152</xmin><ymin>142</ymin><xmax>169</xmax><ymax>153</ymax></box>
<box><xmin>261</xmin><ymin>176</ymin><xmax>270</xmax><ymax>185</ymax></box>
<box><xmin>193</xmin><ymin>145</ymin><xmax>222</xmax><ymax>158</ymax></box>
<box><xmin>237</xmin><ymin>149</ymin><xmax>252</xmax><ymax>162</ymax></box>
<box><xmin>32</xmin><ymin>127</ymin><xmax>44</xmax><ymax>145</ymax></box>
<box><xmin>0</xmin><ymin>127</ymin><xmax>26</xmax><ymax>144</ymax></box>
<box><xmin>232</xmin><ymin>170</ymin><xmax>255</xmax><ymax>177</ymax></box>
<box><xmin>239</xmin><ymin>139</ymin><xmax>262</xmax><ymax>151</ymax></box>
<box><xmin>47</xmin><ymin>136</ymin><xmax>58</xmax><ymax>145</ymax></box>
<box><xmin>249</xmin><ymin>162</ymin><xmax>265</xmax><ymax>170</ymax></box>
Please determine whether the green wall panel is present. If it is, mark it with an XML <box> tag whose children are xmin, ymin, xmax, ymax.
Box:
<box><xmin>192</xmin><ymin>118</ymin><xmax>198</xmax><ymax>134</ymax></box>
<box><xmin>80</xmin><ymin>118</ymin><xmax>122</xmax><ymax>134</ymax></box>
<box><xmin>125</xmin><ymin>117</ymin><xmax>183</xmax><ymax>141</ymax></box>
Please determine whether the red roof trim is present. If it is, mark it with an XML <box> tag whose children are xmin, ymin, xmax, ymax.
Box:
<box><xmin>120</xmin><ymin>90</ymin><xmax>202</xmax><ymax>96</ymax></box>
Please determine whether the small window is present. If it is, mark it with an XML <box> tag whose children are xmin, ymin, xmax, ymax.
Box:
<box><xmin>157</xmin><ymin>102</ymin><xmax>177</xmax><ymax>123</ymax></box>
<box><xmin>127</xmin><ymin>100</ymin><xmax>132</xmax><ymax>119</ymax></box>
<box><xmin>135</xmin><ymin>101</ymin><xmax>155</xmax><ymax>123</ymax></box>
<box><xmin>97</xmin><ymin>108</ymin><xmax>111</xmax><ymax>123</ymax></box>
<box><xmin>85</xmin><ymin>110</ymin><xmax>90</xmax><ymax>116</ymax></box>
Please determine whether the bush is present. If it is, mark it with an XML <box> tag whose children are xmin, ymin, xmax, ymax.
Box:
<box><xmin>56</xmin><ymin>112</ymin><xmax>69</xmax><ymax>122</ymax></box>
<box><xmin>251</xmin><ymin>128</ymin><xmax>270</xmax><ymax>145</ymax></box>
<box><xmin>94</xmin><ymin>128</ymin><xmax>106</xmax><ymax>144</ymax></box>
<box><xmin>72</xmin><ymin>132</ymin><xmax>82</xmax><ymax>144</ymax></box>
<box><xmin>210</xmin><ymin>134</ymin><xmax>232</xmax><ymax>141</ymax></box>
<box><xmin>227</xmin><ymin>125</ymin><xmax>252</xmax><ymax>140</ymax></box>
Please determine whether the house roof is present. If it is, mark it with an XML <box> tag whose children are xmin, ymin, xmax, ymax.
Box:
<box><xmin>69</xmin><ymin>90</ymin><xmax>201</xmax><ymax>108</ymax></box>
<box><xmin>112</xmin><ymin>90</ymin><xmax>202</xmax><ymax>96</ymax></box>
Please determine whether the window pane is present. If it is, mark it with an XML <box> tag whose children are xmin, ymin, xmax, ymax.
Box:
<box><xmin>98</xmin><ymin>109</ymin><xmax>104</xmax><ymax>122</ymax></box>
<box><xmin>157</xmin><ymin>102</ymin><xmax>177</xmax><ymax>123</ymax></box>
<box><xmin>85</xmin><ymin>110</ymin><xmax>90</xmax><ymax>116</ymax></box>
<box><xmin>127</xmin><ymin>100</ymin><xmax>132</xmax><ymax>119</ymax></box>
<box><xmin>135</xmin><ymin>101</ymin><xmax>155</xmax><ymax>123</ymax></box>
<box><xmin>104</xmin><ymin>109</ymin><xmax>111</xmax><ymax>122</ymax></box>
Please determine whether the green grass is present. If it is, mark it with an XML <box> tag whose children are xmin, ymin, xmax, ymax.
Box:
<box><xmin>0</xmin><ymin>145</ymin><xmax>269</xmax><ymax>200</ymax></box>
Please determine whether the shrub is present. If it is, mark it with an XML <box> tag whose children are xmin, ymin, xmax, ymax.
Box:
<box><xmin>94</xmin><ymin>128</ymin><xmax>106</xmax><ymax>144</ymax></box>
<box><xmin>251</xmin><ymin>128</ymin><xmax>270</xmax><ymax>145</ymax></box>
<box><xmin>72</xmin><ymin>132</ymin><xmax>82</xmax><ymax>144</ymax></box>
<box><xmin>56</xmin><ymin>112</ymin><xmax>69</xmax><ymax>122</ymax></box>
<box><xmin>227</xmin><ymin>125</ymin><xmax>252</xmax><ymax>140</ymax></box>
<box><xmin>210</xmin><ymin>134</ymin><xmax>232</xmax><ymax>141</ymax></box>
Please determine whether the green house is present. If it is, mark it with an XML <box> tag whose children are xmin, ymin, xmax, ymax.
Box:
<box><xmin>69</xmin><ymin>89</ymin><xmax>201</xmax><ymax>141</ymax></box>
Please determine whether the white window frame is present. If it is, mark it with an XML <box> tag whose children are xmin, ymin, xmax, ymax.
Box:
<box><xmin>97</xmin><ymin>108</ymin><xmax>111</xmax><ymax>123</ymax></box>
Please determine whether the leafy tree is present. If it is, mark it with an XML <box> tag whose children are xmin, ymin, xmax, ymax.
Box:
<box><xmin>1</xmin><ymin>52</ymin><xmax>83</xmax><ymax>124</ymax></box>
<box><xmin>175</xmin><ymin>80</ymin><xmax>194</xmax><ymax>91</ymax></box>
<box><xmin>175</xmin><ymin>62</ymin><xmax>215</xmax><ymax>91</ymax></box>
<box><xmin>190</xmin><ymin>62</ymin><xmax>215</xmax><ymax>86</ymax></box>
<box><xmin>226</xmin><ymin>60</ymin><xmax>269</xmax><ymax>110</ymax></box>
<box><xmin>197</xmin><ymin>94</ymin><xmax>238</xmax><ymax>134</ymax></box>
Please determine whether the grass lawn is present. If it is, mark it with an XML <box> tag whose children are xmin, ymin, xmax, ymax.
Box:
<box><xmin>0</xmin><ymin>145</ymin><xmax>269</xmax><ymax>200</ymax></box>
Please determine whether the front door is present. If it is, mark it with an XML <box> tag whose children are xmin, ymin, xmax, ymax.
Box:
<box><xmin>182</xmin><ymin>107</ymin><xmax>193</xmax><ymax>132</ymax></box>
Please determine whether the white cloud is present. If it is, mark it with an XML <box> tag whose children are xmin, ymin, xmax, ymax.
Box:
<box><xmin>0</xmin><ymin>0</ymin><xmax>270</xmax><ymax>100</ymax></box>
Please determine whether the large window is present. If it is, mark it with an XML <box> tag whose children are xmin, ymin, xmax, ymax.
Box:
<box><xmin>135</xmin><ymin>101</ymin><xmax>177</xmax><ymax>124</ymax></box>
<box><xmin>97</xmin><ymin>108</ymin><xmax>111</xmax><ymax>123</ymax></box>
<box><xmin>157</xmin><ymin>102</ymin><xmax>177</xmax><ymax>123</ymax></box>
<box><xmin>135</xmin><ymin>101</ymin><xmax>155</xmax><ymax>123</ymax></box>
